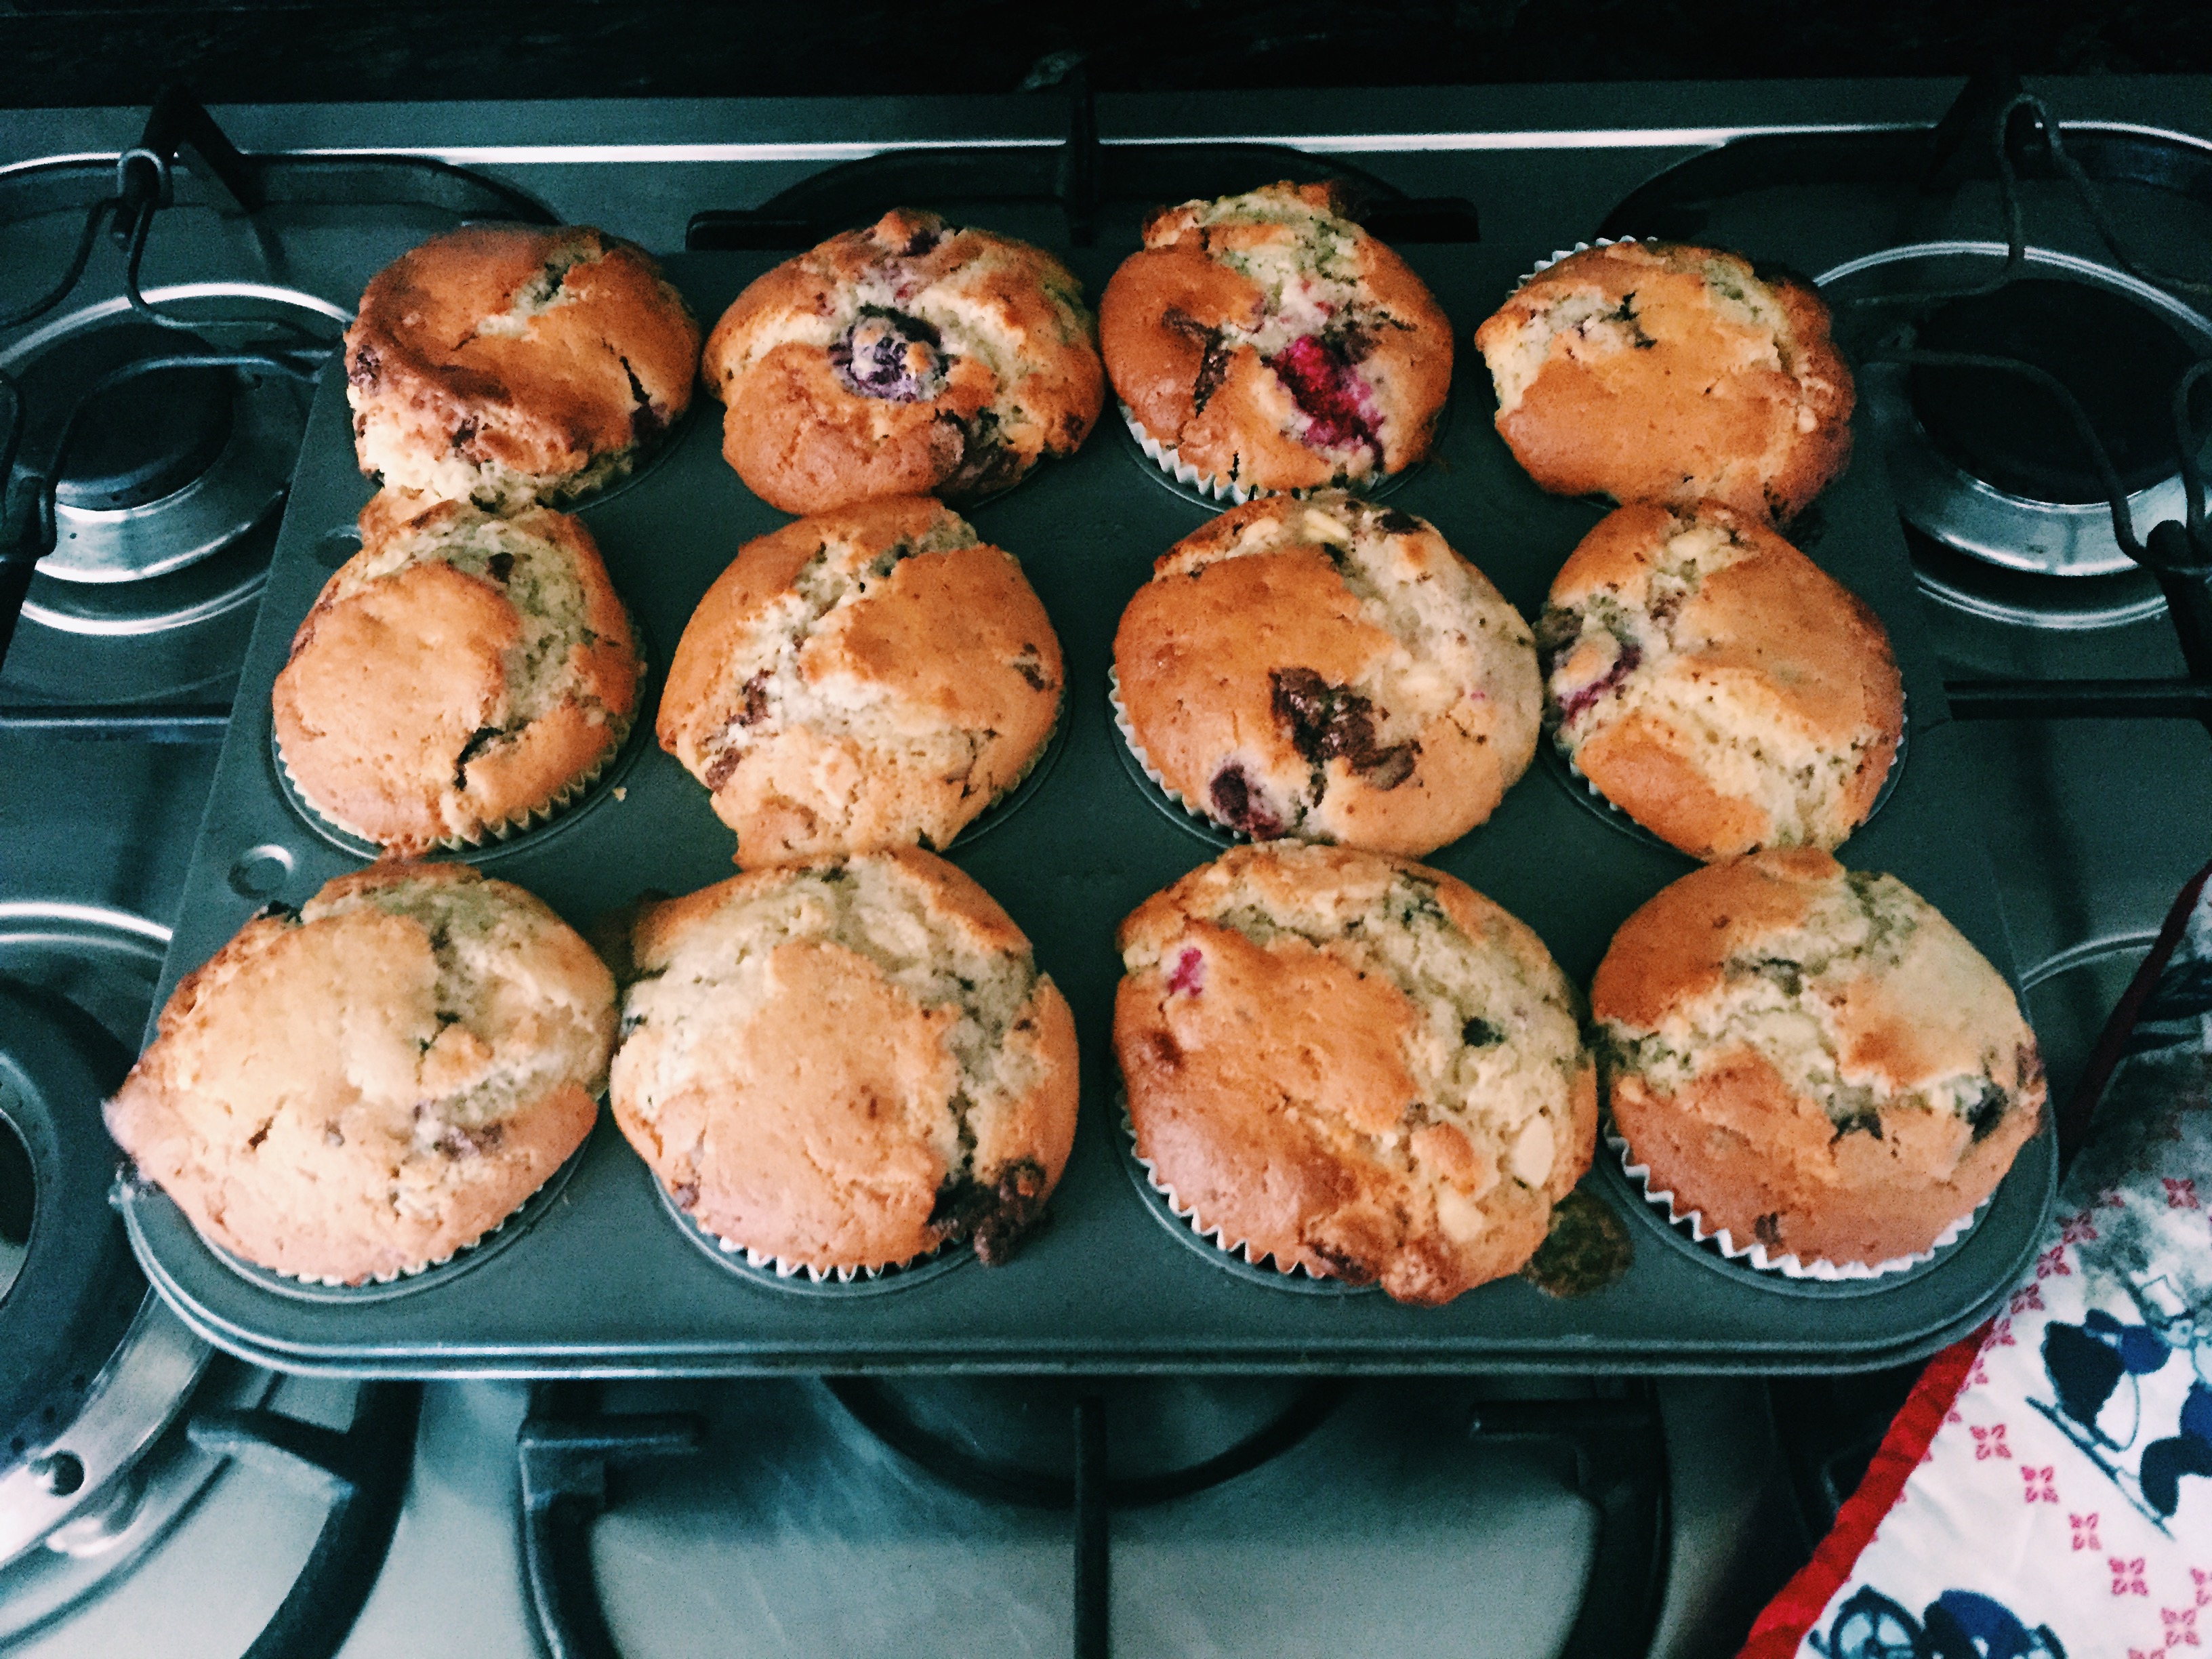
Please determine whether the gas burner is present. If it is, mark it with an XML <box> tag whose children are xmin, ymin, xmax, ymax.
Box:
<box><xmin>1908</xmin><ymin>278</ymin><xmax>2199</xmax><ymax>508</ymax></box>
<box><xmin>0</xmin><ymin>287</ymin><xmax>335</xmax><ymax>704</ymax></box>
<box><xmin>1828</xmin><ymin>245</ymin><xmax>2212</xmax><ymax>626</ymax></box>
<box><xmin>826</xmin><ymin>1375</ymin><xmax>1341</xmax><ymax>1504</ymax></box>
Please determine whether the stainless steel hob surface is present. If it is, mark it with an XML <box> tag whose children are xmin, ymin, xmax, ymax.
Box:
<box><xmin>2</xmin><ymin>77</ymin><xmax>2209</xmax><ymax>1658</ymax></box>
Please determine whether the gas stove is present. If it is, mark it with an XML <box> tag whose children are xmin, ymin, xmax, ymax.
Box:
<box><xmin>1</xmin><ymin>77</ymin><xmax>2207</xmax><ymax>1659</ymax></box>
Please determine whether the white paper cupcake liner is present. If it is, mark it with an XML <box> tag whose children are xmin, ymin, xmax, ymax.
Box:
<box><xmin>1511</xmin><ymin>235</ymin><xmax>1640</xmax><ymax>295</ymax></box>
<box><xmin>1106</xmin><ymin>667</ymin><xmax>1246</xmax><ymax>844</ymax></box>
<box><xmin>661</xmin><ymin>1183</ymin><xmax>960</xmax><ymax>1286</ymax></box>
<box><xmin>238</xmin><ymin>1139</ymin><xmax>581</xmax><ymax>1290</ymax></box>
<box><xmin>1118</xmin><ymin>1095</ymin><xmax>1355</xmax><ymax>1288</ymax></box>
<box><xmin>1553</xmin><ymin>695</ymin><xmax>1908</xmax><ymax>855</ymax></box>
<box><xmin>1607</xmin><ymin>1126</ymin><xmax>1990</xmax><ymax>1281</ymax></box>
<box><xmin>280</xmin><ymin>705</ymin><xmax>636</xmax><ymax>856</ymax></box>
<box><xmin>1120</xmin><ymin>403</ymin><xmax>1416</xmax><ymax>508</ymax></box>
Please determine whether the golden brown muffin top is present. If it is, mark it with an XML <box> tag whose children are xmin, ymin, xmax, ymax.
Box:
<box><xmin>105</xmin><ymin>862</ymin><xmax>615</xmax><ymax>1285</ymax></box>
<box><xmin>1100</xmin><ymin>182</ymin><xmax>1454</xmax><ymax>494</ymax></box>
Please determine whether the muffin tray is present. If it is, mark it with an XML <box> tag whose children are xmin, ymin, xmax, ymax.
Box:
<box><xmin>119</xmin><ymin>245</ymin><xmax>2055</xmax><ymax>1376</ymax></box>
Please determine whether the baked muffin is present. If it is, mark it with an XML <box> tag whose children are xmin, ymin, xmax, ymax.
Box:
<box><xmin>1593</xmin><ymin>848</ymin><xmax>2044</xmax><ymax>1268</ymax></box>
<box><xmin>701</xmin><ymin>208</ymin><xmax>1103</xmax><ymax>514</ymax></box>
<box><xmin>1114</xmin><ymin>843</ymin><xmax>1594</xmax><ymax>1305</ymax></box>
<box><xmin>1113</xmin><ymin>493</ymin><xmax>1538</xmax><ymax>855</ymax></box>
<box><xmin>1474</xmin><ymin>241</ymin><xmax>1853</xmax><ymax>523</ymax></box>
<box><xmin>1101</xmin><ymin>182</ymin><xmax>1453</xmax><ymax>497</ymax></box>
<box><xmin>345</xmin><ymin>224</ymin><xmax>700</xmax><ymax>510</ymax></box>
<box><xmin>659</xmin><ymin>496</ymin><xmax>1062</xmax><ymax>868</ymax></box>
<box><xmin>274</xmin><ymin>491</ymin><xmax>640</xmax><ymax>854</ymax></box>
<box><xmin>1539</xmin><ymin>501</ymin><xmax>1902</xmax><ymax>861</ymax></box>
<box><xmin>105</xmin><ymin>863</ymin><xmax>615</xmax><ymax>1286</ymax></box>
<box><xmin>609</xmin><ymin>849</ymin><xmax>1079</xmax><ymax>1275</ymax></box>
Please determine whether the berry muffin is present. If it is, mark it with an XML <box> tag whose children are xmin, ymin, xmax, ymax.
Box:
<box><xmin>609</xmin><ymin>849</ymin><xmax>1079</xmax><ymax>1275</ymax></box>
<box><xmin>1474</xmin><ymin>240</ymin><xmax>1853</xmax><ymax>523</ymax></box>
<box><xmin>1593</xmin><ymin>848</ymin><xmax>2045</xmax><ymax>1269</ymax></box>
<box><xmin>274</xmin><ymin>491</ymin><xmax>640</xmax><ymax>854</ymax></box>
<box><xmin>701</xmin><ymin>208</ymin><xmax>1104</xmax><ymax>513</ymax></box>
<box><xmin>345</xmin><ymin>224</ymin><xmax>700</xmax><ymax>510</ymax></box>
<box><xmin>1114</xmin><ymin>842</ymin><xmax>1594</xmax><ymax>1306</ymax></box>
<box><xmin>1112</xmin><ymin>493</ymin><xmax>1538</xmax><ymax>855</ymax></box>
<box><xmin>105</xmin><ymin>863</ymin><xmax>615</xmax><ymax>1286</ymax></box>
<box><xmin>658</xmin><ymin>496</ymin><xmax>1062</xmax><ymax>868</ymax></box>
<box><xmin>1539</xmin><ymin>501</ymin><xmax>1902</xmax><ymax>861</ymax></box>
<box><xmin>1101</xmin><ymin>182</ymin><xmax>1453</xmax><ymax>499</ymax></box>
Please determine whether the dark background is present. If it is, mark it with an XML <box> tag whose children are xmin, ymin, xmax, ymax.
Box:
<box><xmin>0</xmin><ymin>0</ymin><xmax>2205</xmax><ymax>108</ymax></box>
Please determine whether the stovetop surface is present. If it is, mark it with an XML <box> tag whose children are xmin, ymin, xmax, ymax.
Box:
<box><xmin>2</xmin><ymin>77</ymin><xmax>2209</xmax><ymax>1659</ymax></box>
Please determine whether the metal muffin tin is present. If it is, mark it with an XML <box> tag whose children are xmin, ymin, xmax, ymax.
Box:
<box><xmin>119</xmin><ymin>245</ymin><xmax>2055</xmax><ymax>1375</ymax></box>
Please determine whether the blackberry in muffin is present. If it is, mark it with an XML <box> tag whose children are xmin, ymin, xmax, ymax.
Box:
<box><xmin>105</xmin><ymin>863</ymin><xmax>615</xmax><ymax>1286</ymax></box>
<box><xmin>1593</xmin><ymin>848</ymin><xmax>2044</xmax><ymax>1268</ymax></box>
<box><xmin>657</xmin><ymin>496</ymin><xmax>1063</xmax><ymax>868</ymax></box>
<box><xmin>1474</xmin><ymin>240</ymin><xmax>1853</xmax><ymax>523</ymax></box>
<box><xmin>609</xmin><ymin>849</ymin><xmax>1080</xmax><ymax>1275</ymax></box>
<box><xmin>1539</xmin><ymin>501</ymin><xmax>1902</xmax><ymax>861</ymax></box>
<box><xmin>701</xmin><ymin>208</ymin><xmax>1104</xmax><ymax>513</ymax></box>
<box><xmin>345</xmin><ymin>224</ymin><xmax>700</xmax><ymax>510</ymax></box>
<box><xmin>1114</xmin><ymin>842</ymin><xmax>1595</xmax><ymax>1305</ymax></box>
<box><xmin>274</xmin><ymin>491</ymin><xmax>640</xmax><ymax>853</ymax></box>
<box><xmin>1101</xmin><ymin>182</ymin><xmax>1453</xmax><ymax>497</ymax></box>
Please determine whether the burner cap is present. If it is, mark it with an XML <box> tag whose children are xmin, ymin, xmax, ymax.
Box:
<box><xmin>1908</xmin><ymin>279</ymin><xmax>2201</xmax><ymax>505</ymax></box>
<box><xmin>0</xmin><ymin>1115</ymin><xmax>28</xmax><ymax>1307</ymax></box>
<box><xmin>21</xmin><ymin>323</ymin><xmax>235</xmax><ymax>512</ymax></box>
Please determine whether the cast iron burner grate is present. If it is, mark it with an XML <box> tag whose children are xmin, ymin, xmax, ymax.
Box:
<box><xmin>515</xmin><ymin>1378</ymin><xmax>1669</xmax><ymax>1659</ymax></box>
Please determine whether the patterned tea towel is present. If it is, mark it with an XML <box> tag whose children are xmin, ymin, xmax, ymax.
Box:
<box><xmin>1744</xmin><ymin>862</ymin><xmax>2212</xmax><ymax>1659</ymax></box>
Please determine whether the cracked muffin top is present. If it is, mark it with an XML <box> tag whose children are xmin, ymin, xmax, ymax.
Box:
<box><xmin>1592</xmin><ymin>848</ymin><xmax>2044</xmax><ymax>1267</ymax></box>
<box><xmin>1113</xmin><ymin>843</ymin><xmax>1594</xmax><ymax>1306</ymax></box>
<box><xmin>658</xmin><ymin>496</ymin><xmax>1063</xmax><ymax>869</ymax></box>
<box><xmin>345</xmin><ymin>224</ymin><xmax>701</xmax><ymax>511</ymax></box>
<box><xmin>1474</xmin><ymin>240</ymin><xmax>1853</xmax><ymax>524</ymax></box>
<box><xmin>1112</xmin><ymin>492</ymin><xmax>1538</xmax><ymax>856</ymax></box>
<box><xmin>1100</xmin><ymin>182</ymin><xmax>1454</xmax><ymax>495</ymax></box>
<box><xmin>608</xmin><ymin>848</ymin><xmax>1080</xmax><ymax>1275</ymax></box>
<box><xmin>273</xmin><ymin>491</ymin><xmax>640</xmax><ymax>854</ymax></box>
<box><xmin>105</xmin><ymin>863</ymin><xmax>615</xmax><ymax>1286</ymax></box>
<box><xmin>1538</xmin><ymin>501</ymin><xmax>1903</xmax><ymax>862</ymax></box>
<box><xmin>701</xmin><ymin>208</ymin><xmax>1104</xmax><ymax>514</ymax></box>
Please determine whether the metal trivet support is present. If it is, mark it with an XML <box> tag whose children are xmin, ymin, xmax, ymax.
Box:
<box><xmin>511</xmin><ymin>1380</ymin><xmax>1670</xmax><ymax>1659</ymax></box>
<box><xmin>183</xmin><ymin>1382</ymin><xmax>422</xmax><ymax>1659</ymax></box>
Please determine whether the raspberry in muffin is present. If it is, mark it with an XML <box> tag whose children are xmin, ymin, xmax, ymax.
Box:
<box><xmin>1112</xmin><ymin>492</ymin><xmax>1537</xmax><ymax>855</ymax></box>
<box><xmin>658</xmin><ymin>496</ymin><xmax>1063</xmax><ymax>868</ymax></box>
<box><xmin>1100</xmin><ymin>182</ymin><xmax>1453</xmax><ymax>497</ymax></box>
<box><xmin>274</xmin><ymin>491</ymin><xmax>640</xmax><ymax>853</ymax></box>
<box><xmin>105</xmin><ymin>863</ymin><xmax>615</xmax><ymax>1286</ymax></box>
<box><xmin>701</xmin><ymin>208</ymin><xmax>1104</xmax><ymax>513</ymax></box>
<box><xmin>345</xmin><ymin>224</ymin><xmax>700</xmax><ymax>511</ymax></box>
<box><xmin>1473</xmin><ymin>240</ymin><xmax>1853</xmax><ymax>523</ymax></box>
<box><xmin>1593</xmin><ymin>848</ymin><xmax>2044</xmax><ymax>1269</ymax></box>
<box><xmin>1538</xmin><ymin>500</ymin><xmax>1902</xmax><ymax>861</ymax></box>
<box><xmin>1114</xmin><ymin>842</ymin><xmax>1595</xmax><ymax>1306</ymax></box>
<box><xmin>609</xmin><ymin>849</ymin><xmax>1079</xmax><ymax>1275</ymax></box>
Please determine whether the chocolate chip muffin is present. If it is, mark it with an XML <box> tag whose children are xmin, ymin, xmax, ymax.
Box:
<box><xmin>609</xmin><ymin>849</ymin><xmax>1079</xmax><ymax>1275</ymax></box>
<box><xmin>1112</xmin><ymin>493</ymin><xmax>1538</xmax><ymax>855</ymax></box>
<box><xmin>658</xmin><ymin>496</ymin><xmax>1062</xmax><ymax>868</ymax></box>
<box><xmin>1114</xmin><ymin>843</ymin><xmax>1594</xmax><ymax>1306</ymax></box>
<box><xmin>1593</xmin><ymin>848</ymin><xmax>2045</xmax><ymax>1269</ymax></box>
<box><xmin>1539</xmin><ymin>501</ymin><xmax>1902</xmax><ymax>861</ymax></box>
<box><xmin>1100</xmin><ymin>182</ymin><xmax>1453</xmax><ymax>498</ymax></box>
<box><xmin>274</xmin><ymin>491</ymin><xmax>640</xmax><ymax>854</ymax></box>
<box><xmin>701</xmin><ymin>208</ymin><xmax>1104</xmax><ymax>514</ymax></box>
<box><xmin>345</xmin><ymin>224</ymin><xmax>701</xmax><ymax>511</ymax></box>
<box><xmin>1474</xmin><ymin>241</ymin><xmax>1853</xmax><ymax>523</ymax></box>
<box><xmin>105</xmin><ymin>863</ymin><xmax>615</xmax><ymax>1286</ymax></box>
